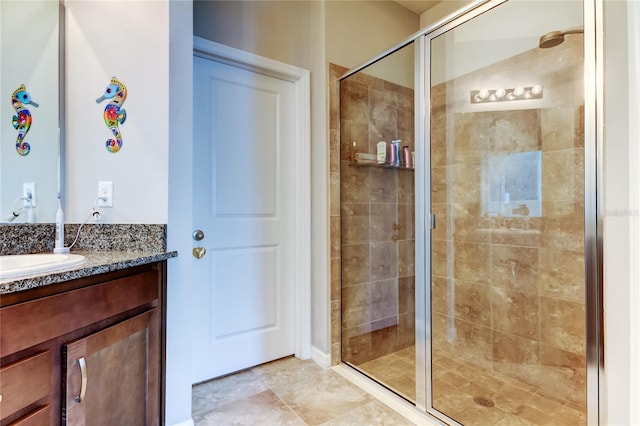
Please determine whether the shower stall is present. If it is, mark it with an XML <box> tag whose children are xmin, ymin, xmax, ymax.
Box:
<box><xmin>336</xmin><ymin>0</ymin><xmax>601</xmax><ymax>424</ymax></box>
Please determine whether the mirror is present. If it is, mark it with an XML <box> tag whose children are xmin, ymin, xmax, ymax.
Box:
<box><xmin>1</xmin><ymin>0</ymin><xmax>63</xmax><ymax>223</ymax></box>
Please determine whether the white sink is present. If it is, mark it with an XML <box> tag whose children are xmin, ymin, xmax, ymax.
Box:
<box><xmin>0</xmin><ymin>253</ymin><xmax>87</xmax><ymax>280</ymax></box>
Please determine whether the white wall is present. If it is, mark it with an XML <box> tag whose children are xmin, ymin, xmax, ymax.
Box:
<box><xmin>603</xmin><ymin>1</ymin><xmax>640</xmax><ymax>424</ymax></box>
<box><xmin>166</xmin><ymin>1</ymin><xmax>194</xmax><ymax>424</ymax></box>
<box><xmin>65</xmin><ymin>0</ymin><xmax>169</xmax><ymax>224</ymax></box>
<box><xmin>628</xmin><ymin>3</ymin><xmax>640</xmax><ymax>424</ymax></box>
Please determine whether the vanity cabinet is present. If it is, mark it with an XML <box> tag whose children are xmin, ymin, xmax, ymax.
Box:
<box><xmin>0</xmin><ymin>262</ymin><xmax>165</xmax><ymax>426</ymax></box>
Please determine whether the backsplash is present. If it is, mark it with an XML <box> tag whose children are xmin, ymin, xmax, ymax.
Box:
<box><xmin>0</xmin><ymin>224</ymin><xmax>166</xmax><ymax>255</ymax></box>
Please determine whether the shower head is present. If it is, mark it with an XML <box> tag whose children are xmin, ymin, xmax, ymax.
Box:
<box><xmin>538</xmin><ymin>26</ymin><xmax>584</xmax><ymax>48</ymax></box>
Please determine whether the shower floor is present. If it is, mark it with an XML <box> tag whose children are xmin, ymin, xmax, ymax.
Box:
<box><xmin>356</xmin><ymin>346</ymin><xmax>586</xmax><ymax>425</ymax></box>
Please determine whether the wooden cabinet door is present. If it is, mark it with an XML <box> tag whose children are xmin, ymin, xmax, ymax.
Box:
<box><xmin>62</xmin><ymin>309</ymin><xmax>159</xmax><ymax>426</ymax></box>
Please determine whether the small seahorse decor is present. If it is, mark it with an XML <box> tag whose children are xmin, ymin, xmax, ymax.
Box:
<box><xmin>96</xmin><ymin>76</ymin><xmax>127</xmax><ymax>153</ymax></box>
<box><xmin>11</xmin><ymin>84</ymin><xmax>39</xmax><ymax>156</ymax></box>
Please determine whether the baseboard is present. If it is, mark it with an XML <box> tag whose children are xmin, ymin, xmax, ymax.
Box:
<box><xmin>311</xmin><ymin>345</ymin><xmax>331</xmax><ymax>368</ymax></box>
<box><xmin>332</xmin><ymin>364</ymin><xmax>443</xmax><ymax>426</ymax></box>
<box><xmin>170</xmin><ymin>418</ymin><xmax>194</xmax><ymax>426</ymax></box>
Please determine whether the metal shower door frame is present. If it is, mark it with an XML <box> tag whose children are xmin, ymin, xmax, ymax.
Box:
<box><xmin>416</xmin><ymin>0</ymin><xmax>603</xmax><ymax>424</ymax></box>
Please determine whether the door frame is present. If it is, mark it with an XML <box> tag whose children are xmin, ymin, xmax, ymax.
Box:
<box><xmin>193</xmin><ymin>36</ymin><xmax>311</xmax><ymax>360</ymax></box>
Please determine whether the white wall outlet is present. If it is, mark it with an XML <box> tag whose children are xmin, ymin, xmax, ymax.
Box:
<box><xmin>23</xmin><ymin>182</ymin><xmax>36</xmax><ymax>207</ymax></box>
<box><xmin>97</xmin><ymin>181</ymin><xmax>113</xmax><ymax>207</ymax></box>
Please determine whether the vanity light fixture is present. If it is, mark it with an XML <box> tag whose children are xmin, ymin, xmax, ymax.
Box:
<box><xmin>470</xmin><ymin>85</ymin><xmax>543</xmax><ymax>104</ymax></box>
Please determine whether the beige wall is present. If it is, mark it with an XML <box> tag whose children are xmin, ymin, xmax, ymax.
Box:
<box><xmin>194</xmin><ymin>1</ymin><xmax>320</xmax><ymax>71</ymax></box>
<box><xmin>325</xmin><ymin>1</ymin><xmax>418</xmax><ymax>88</ymax></box>
<box><xmin>194</xmin><ymin>0</ymin><xmax>419</xmax><ymax>358</ymax></box>
<box><xmin>420</xmin><ymin>0</ymin><xmax>473</xmax><ymax>28</ymax></box>
<box><xmin>326</xmin><ymin>0</ymin><xmax>419</xmax><ymax>69</ymax></box>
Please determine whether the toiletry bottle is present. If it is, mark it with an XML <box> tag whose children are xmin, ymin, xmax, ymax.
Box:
<box><xmin>377</xmin><ymin>141</ymin><xmax>387</xmax><ymax>165</ymax></box>
<box><xmin>403</xmin><ymin>146</ymin><xmax>412</xmax><ymax>168</ymax></box>
<box><xmin>391</xmin><ymin>140</ymin><xmax>401</xmax><ymax>167</ymax></box>
<box><xmin>388</xmin><ymin>143</ymin><xmax>396</xmax><ymax>166</ymax></box>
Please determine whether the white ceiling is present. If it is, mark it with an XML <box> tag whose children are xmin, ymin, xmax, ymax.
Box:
<box><xmin>392</xmin><ymin>0</ymin><xmax>442</xmax><ymax>15</ymax></box>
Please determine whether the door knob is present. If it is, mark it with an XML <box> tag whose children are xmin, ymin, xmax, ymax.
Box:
<box><xmin>192</xmin><ymin>230</ymin><xmax>205</xmax><ymax>241</ymax></box>
<box><xmin>192</xmin><ymin>230</ymin><xmax>206</xmax><ymax>259</ymax></box>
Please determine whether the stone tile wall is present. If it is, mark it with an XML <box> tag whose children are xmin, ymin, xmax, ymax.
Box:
<box><xmin>430</xmin><ymin>37</ymin><xmax>586</xmax><ymax>408</ymax></box>
<box><xmin>330</xmin><ymin>63</ymin><xmax>415</xmax><ymax>366</ymax></box>
<box><xmin>330</xmin><ymin>34</ymin><xmax>586</xmax><ymax>411</ymax></box>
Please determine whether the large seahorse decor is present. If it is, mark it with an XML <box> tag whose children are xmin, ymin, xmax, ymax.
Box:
<box><xmin>11</xmin><ymin>84</ymin><xmax>39</xmax><ymax>156</ymax></box>
<box><xmin>96</xmin><ymin>77</ymin><xmax>127</xmax><ymax>153</ymax></box>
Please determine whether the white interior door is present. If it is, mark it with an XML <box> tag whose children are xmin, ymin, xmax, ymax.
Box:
<box><xmin>191</xmin><ymin>54</ymin><xmax>295</xmax><ymax>382</ymax></box>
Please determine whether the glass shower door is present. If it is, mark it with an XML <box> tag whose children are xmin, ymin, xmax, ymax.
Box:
<box><xmin>339</xmin><ymin>41</ymin><xmax>418</xmax><ymax>403</ymax></box>
<box><xmin>427</xmin><ymin>1</ymin><xmax>587</xmax><ymax>424</ymax></box>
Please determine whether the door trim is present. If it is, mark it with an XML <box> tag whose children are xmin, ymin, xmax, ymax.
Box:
<box><xmin>193</xmin><ymin>36</ymin><xmax>311</xmax><ymax>360</ymax></box>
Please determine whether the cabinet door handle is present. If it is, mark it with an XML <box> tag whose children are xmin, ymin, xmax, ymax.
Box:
<box><xmin>76</xmin><ymin>357</ymin><xmax>88</xmax><ymax>403</ymax></box>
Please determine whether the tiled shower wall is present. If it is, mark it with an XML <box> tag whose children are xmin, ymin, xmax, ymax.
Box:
<box><xmin>330</xmin><ymin>35</ymin><xmax>586</xmax><ymax>407</ymax></box>
<box><xmin>330</xmin><ymin>63</ymin><xmax>415</xmax><ymax>366</ymax></box>
<box><xmin>430</xmin><ymin>37</ymin><xmax>586</xmax><ymax>407</ymax></box>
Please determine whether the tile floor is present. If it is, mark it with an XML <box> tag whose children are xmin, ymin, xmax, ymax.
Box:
<box><xmin>192</xmin><ymin>356</ymin><xmax>413</xmax><ymax>425</ymax></box>
<box><xmin>193</xmin><ymin>349</ymin><xmax>587</xmax><ymax>425</ymax></box>
<box><xmin>357</xmin><ymin>346</ymin><xmax>586</xmax><ymax>425</ymax></box>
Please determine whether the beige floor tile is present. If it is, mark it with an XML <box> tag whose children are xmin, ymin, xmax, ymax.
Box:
<box><xmin>320</xmin><ymin>400</ymin><xmax>414</xmax><ymax>426</ymax></box>
<box><xmin>192</xmin><ymin>369</ymin><xmax>270</xmax><ymax>416</ymax></box>
<box><xmin>452</xmin><ymin>404</ymin><xmax>508</xmax><ymax>426</ymax></box>
<box><xmin>194</xmin><ymin>390</ymin><xmax>305</xmax><ymax>426</ymax></box>
<box><xmin>192</xmin><ymin>351</ymin><xmax>586</xmax><ymax>426</ymax></box>
<box><xmin>357</xmin><ymin>346</ymin><xmax>587</xmax><ymax>426</ymax></box>
<box><xmin>489</xmin><ymin>382</ymin><xmax>536</xmax><ymax>414</ymax></box>
<box><xmin>270</xmin><ymin>369</ymin><xmax>375</xmax><ymax>424</ymax></box>
<box><xmin>384</xmin><ymin>374</ymin><xmax>416</xmax><ymax>401</ymax></box>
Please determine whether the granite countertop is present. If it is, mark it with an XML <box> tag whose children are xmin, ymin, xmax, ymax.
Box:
<box><xmin>0</xmin><ymin>250</ymin><xmax>178</xmax><ymax>295</ymax></box>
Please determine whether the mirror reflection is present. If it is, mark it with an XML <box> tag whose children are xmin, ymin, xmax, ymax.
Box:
<box><xmin>1</xmin><ymin>0</ymin><xmax>61</xmax><ymax>223</ymax></box>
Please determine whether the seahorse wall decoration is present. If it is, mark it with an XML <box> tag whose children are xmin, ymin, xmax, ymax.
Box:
<box><xmin>11</xmin><ymin>84</ymin><xmax>39</xmax><ymax>156</ymax></box>
<box><xmin>96</xmin><ymin>76</ymin><xmax>127</xmax><ymax>153</ymax></box>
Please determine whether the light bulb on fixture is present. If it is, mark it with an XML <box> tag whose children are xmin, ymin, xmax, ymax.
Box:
<box><xmin>470</xmin><ymin>85</ymin><xmax>543</xmax><ymax>104</ymax></box>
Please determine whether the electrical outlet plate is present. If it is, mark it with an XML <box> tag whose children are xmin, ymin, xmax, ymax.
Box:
<box><xmin>23</xmin><ymin>182</ymin><xmax>36</xmax><ymax>207</ymax></box>
<box><xmin>97</xmin><ymin>181</ymin><xmax>113</xmax><ymax>207</ymax></box>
